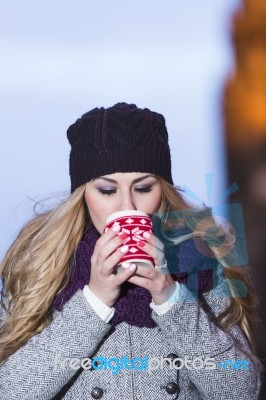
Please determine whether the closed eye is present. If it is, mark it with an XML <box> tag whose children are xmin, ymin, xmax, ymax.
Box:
<box><xmin>134</xmin><ymin>186</ymin><xmax>153</xmax><ymax>194</ymax></box>
<box><xmin>98</xmin><ymin>188</ymin><xmax>116</xmax><ymax>196</ymax></box>
<box><xmin>97</xmin><ymin>185</ymin><xmax>153</xmax><ymax>196</ymax></box>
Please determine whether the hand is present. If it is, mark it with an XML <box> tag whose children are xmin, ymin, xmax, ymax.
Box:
<box><xmin>88</xmin><ymin>226</ymin><xmax>137</xmax><ymax>307</ymax></box>
<box><xmin>127</xmin><ymin>232</ymin><xmax>176</xmax><ymax>305</ymax></box>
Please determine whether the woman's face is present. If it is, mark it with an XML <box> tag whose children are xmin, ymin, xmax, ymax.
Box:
<box><xmin>84</xmin><ymin>172</ymin><xmax>162</xmax><ymax>233</ymax></box>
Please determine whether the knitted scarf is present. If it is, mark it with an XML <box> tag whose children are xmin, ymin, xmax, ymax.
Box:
<box><xmin>53</xmin><ymin>225</ymin><xmax>217</xmax><ymax>328</ymax></box>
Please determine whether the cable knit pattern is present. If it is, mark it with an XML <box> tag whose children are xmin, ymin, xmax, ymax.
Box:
<box><xmin>67</xmin><ymin>103</ymin><xmax>173</xmax><ymax>193</ymax></box>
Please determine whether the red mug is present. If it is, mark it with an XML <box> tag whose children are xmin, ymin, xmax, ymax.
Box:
<box><xmin>104</xmin><ymin>210</ymin><xmax>154</xmax><ymax>269</ymax></box>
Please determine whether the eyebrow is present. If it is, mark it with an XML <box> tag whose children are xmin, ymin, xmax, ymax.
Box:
<box><xmin>92</xmin><ymin>174</ymin><xmax>156</xmax><ymax>184</ymax></box>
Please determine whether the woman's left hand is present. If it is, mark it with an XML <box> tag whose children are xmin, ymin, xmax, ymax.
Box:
<box><xmin>126</xmin><ymin>232</ymin><xmax>176</xmax><ymax>305</ymax></box>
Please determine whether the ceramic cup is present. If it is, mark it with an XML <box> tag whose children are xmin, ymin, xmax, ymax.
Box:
<box><xmin>104</xmin><ymin>210</ymin><xmax>154</xmax><ymax>272</ymax></box>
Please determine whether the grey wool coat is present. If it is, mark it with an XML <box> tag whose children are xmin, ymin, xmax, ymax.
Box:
<box><xmin>0</xmin><ymin>272</ymin><xmax>261</xmax><ymax>400</ymax></box>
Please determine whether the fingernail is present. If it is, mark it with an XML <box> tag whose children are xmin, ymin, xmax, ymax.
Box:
<box><xmin>119</xmin><ymin>233</ymin><xmax>128</xmax><ymax>241</ymax></box>
<box><xmin>137</xmin><ymin>241</ymin><xmax>145</xmax><ymax>247</ymax></box>
<box><xmin>128</xmin><ymin>263</ymin><xmax>136</xmax><ymax>271</ymax></box>
<box><xmin>120</xmin><ymin>245</ymin><xmax>129</xmax><ymax>253</ymax></box>
<box><xmin>143</xmin><ymin>231</ymin><xmax>151</xmax><ymax>239</ymax></box>
<box><xmin>112</xmin><ymin>224</ymin><xmax>120</xmax><ymax>232</ymax></box>
<box><xmin>121</xmin><ymin>261</ymin><xmax>130</xmax><ymax>268</ymax></box>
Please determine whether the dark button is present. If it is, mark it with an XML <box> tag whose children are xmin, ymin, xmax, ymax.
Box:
<box><xmin>167</xmin><ymin>353</ymin><xmax>178</xmax><ymax>360</ymax></box>
<box><xmin>166</xmin><ymin>353</ymin><xmax>179</xmax><ymax>367</ymax></box>
<box><xmin>90</xmin><ymin>361</ymin><xmax>100</xmax><ymax>371</ymax></box>
<box><xmin>91</xmin><ymin>387</ymin><xmax>104</xmax><ymax>399</ymax></box>
<box><xmin>166</xmin><ymin>382</ymin><xmax>179</xmax><ymax>395</ymax></box>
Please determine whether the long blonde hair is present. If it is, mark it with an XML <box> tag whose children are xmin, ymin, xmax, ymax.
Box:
<box><xmin>0</xmin><ymin>185</ymin><xmax>88</xmax><ymax>363</ymax></box>
<box><xmin>0</xmin><ymin>179</ymin><xmax>261</xmax><ymax>366</ymax></box>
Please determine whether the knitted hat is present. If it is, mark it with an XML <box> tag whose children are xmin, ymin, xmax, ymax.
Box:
<box><xmin>67</xmin><ymin>102</ymin><xmax>173</xmax><ymax>193</ymax></box>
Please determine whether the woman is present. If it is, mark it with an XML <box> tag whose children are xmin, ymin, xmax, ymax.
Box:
<box><xmin>0</xmin><ymin>103</ymin><xmax>262</xmax><ymax>399</ymax></box>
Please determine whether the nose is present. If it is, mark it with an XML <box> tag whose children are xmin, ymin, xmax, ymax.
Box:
<box><xmin>120</xmin><ymin>192</ymin><xmax>136</xmax><ymax>211</ymax></box>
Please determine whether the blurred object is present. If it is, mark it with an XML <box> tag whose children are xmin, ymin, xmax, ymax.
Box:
<box><xmin>223</xmin><ymin>0</ymin><xmax>266</xmax><ymax>398</ymax></box>
<box><xmin>224</xmin><ymin>0</ymin><xmax>266</xmax><ymax>149</ymax></box>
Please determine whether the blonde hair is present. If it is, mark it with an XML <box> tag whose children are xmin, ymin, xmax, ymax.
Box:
<box><xmin>0</xmin><ymin>185</ymin><xmax>88</xmax><ymax>363</ymax></box>
<box><xmin>0</xmin><ymin>179</ymin><xmax>261</xmax><ymax>367</ymax></box>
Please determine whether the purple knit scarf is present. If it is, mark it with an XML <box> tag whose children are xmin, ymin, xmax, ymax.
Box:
<box><xmin>53</xmin><ymin>225</ymin><xmax>216</xmax><ymax>328</ymax></box>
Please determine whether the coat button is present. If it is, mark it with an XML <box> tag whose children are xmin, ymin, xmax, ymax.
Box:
<box><xmin>166</xmin><ymin>353</ymin><xmax>179</xmax><ymax>367</ymax></box>
<box><xmin>166</xmin><ymin>382</ymin><xmax>179</xmax><ymax>395</ymax></box>
<box><xmin>90</xmin><ymin>361</ymin><xmax>100</xmax><ymax>371</ymax></box>
<box><xmin>91</xmin><ymin>387</ymin><xmax>104</xmax><ymax>399</ymax></box>
<box><xmin>167</xmin><ymin>353</ymin><xmax>178</xmax><ymax>360</ymax></box>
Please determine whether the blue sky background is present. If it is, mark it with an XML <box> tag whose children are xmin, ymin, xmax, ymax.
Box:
<box><xmin>0</xmin><ymin>0</ymin><xmax>241</xmax><ymax>263</ymax></box>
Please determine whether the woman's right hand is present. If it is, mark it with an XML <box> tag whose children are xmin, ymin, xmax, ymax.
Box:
<box><xmin>88</xmin><ymin>226</ymin><xmax>137</xmax><ymax>307</ymax></box>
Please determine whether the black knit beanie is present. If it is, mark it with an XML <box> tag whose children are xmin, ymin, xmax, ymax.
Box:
<box><xmin>67</xmin><ymin>102</ymin><xmax>173</xmax><ymax>193</ymax></box>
